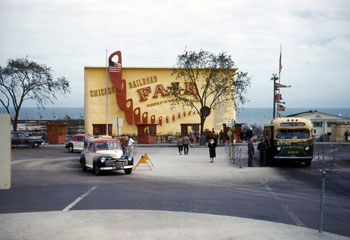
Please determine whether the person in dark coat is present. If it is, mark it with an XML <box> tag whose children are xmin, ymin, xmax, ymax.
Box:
<box><xmin>208</xmin><ymin>138</ymin><xmax>217</xmax><ymax>163</ymax></box>
<box><xmin>246</xmin><ymin>128</ymin><xmax>253</xmax><ymax>142</ymax></box>
<box><xmin>257</xmin><ymin>137</ymin><xmax>268</xmax><ymax>167</ymax></box>
<box><xmin>219</xmin><ymin>130</ymin><xmax>224</xmax><ymax>144</ymax></box>
<box><xmin>264</xmin><ymin>134</ymin><xmax>272</xmax><ymax>166</ymax></box>
<box><xmin>247</xmin><ymin>138</ymin><xmax>254</xmax><ymax>167</ymax></box>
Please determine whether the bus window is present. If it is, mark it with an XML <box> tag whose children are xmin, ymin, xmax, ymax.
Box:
<box><xmin>276</xmin><ymin>129</ymin><xmax>310</xmax><ymax>139</ymax></box>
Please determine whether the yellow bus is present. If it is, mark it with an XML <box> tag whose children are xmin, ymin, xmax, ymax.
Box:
<box><xmin>264</xmin><ymin>117</ymin><xmax>313</xmax><ymax>167</ymax></box>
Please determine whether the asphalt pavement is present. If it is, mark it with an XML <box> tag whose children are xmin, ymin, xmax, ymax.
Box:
<box><xmin>1</xmin><ymin>143</ymin><xmax>349</xmax><ymax>240</ymax></box>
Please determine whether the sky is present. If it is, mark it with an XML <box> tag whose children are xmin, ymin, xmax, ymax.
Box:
<box><xmin>0</xmin><ymin>0</ymin><xmax>349</xmax><ymax>109</ymax></box>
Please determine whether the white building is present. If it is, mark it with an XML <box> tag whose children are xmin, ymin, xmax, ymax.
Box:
<box><xmin>287</xmin><ymin>110</ymin><xmax>350</xmax><ymax>139</ymax></box>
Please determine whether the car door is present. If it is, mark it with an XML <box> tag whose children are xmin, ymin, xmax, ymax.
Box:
<box><xmin>17</xmin><ymin>132</ymin><xmax>28</xmax><ymax>145</ymax></box>
<box><xmin>85</xmin><ymin>142</ymin><xmax>95</xmax><ymax>168</ymax></box>
<box><xmin>76</xmin><ymin>137</ymin><xmax>84</xmax><ymax>151</ymax></box>
<box><xmin>11</xmin><ymin>132</ymin><xmax>19</xmax><ymax>146</ymax></box>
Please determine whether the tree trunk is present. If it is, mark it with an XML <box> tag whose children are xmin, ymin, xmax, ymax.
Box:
<box><xmin>13</xmin><ymin>109</ymin><xmax>19</xmax><ymax>131</ymax></box>
<box><xmin>199</xmin><ymin>115</ymin><xmax>207</xmax><ymax>145</ymax></box>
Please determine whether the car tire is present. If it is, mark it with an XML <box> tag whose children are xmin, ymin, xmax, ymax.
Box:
<box><xmin>94</xmin><ymin>164</ymin><xmax>100</xmax><ymax>175</ymax></box>
<box><xmin>304</xmin><ymin>159</ymin><xmax>312</xmax><ymax>167</ymax></box>
<box><xmin>32</xmin><ymin>142</ymin><xmax>39</xmax><ymax>148</ymax></box>
<box><xmin>69</xmin><ymin>145</ymin><xmax>74</xmax><ymax>153</ymax></box>
<box><xmin>81</xmin><ymin>158</ymin><xmax>87</xmax><ymax>172</ymax></box>
<box><xmin>124</xmin><ymin>168</ymin><xmax>132</xmax><ymax>175</ymax></box>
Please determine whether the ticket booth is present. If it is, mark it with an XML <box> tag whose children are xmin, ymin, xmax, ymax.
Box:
<box><xmin>137</xmin><ymin>124</ymin><xmax>157</xmax><ymax>144</ymax></box>
<box><xmin>47</xmin><ymin>123</ymin><xmax>67</xmax><ymax>144</ymax></box>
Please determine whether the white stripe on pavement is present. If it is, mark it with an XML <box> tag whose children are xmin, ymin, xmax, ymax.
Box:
<box><xmin>261</xmin><ymin>180</ymin><xmax>305</xmax><ymax>227</ymax></box>
<box><xmin>62</xmin><ymin>185</ymin><xmax>98</xmax><ymax>212</ymax></box>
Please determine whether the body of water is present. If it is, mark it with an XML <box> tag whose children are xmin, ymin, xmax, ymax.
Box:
<box><xmin>1</xmin><ymin>107</ymin><xmax>349</xmax><ymax>126</ymax></box>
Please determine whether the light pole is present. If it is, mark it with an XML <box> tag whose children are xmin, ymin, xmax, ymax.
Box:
<box><xmin>271</xmin><ymin>74</ymin><xmax>279</xmax><ymax>119</ymax></box>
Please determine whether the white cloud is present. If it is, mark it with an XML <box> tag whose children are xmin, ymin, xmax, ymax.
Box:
<box><xmin>0</xmin><ymin>0</ymin><xmax>349</xmax><ymax>108</ymax></box>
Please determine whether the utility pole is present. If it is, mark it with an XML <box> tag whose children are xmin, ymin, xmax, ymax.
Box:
<box><xmin>271</xmin><ymin>74</ymin><xmax>279</xmax><ymax>119</ymax></box>
<box><xmin>105</xmin><ymin>49</ymin><xmax>109</xmax><ymax>136</ymax></box>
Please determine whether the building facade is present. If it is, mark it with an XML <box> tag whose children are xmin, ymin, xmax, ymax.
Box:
<box><xmin>84</xmin><ymin>51</ymin><xmax>236</xmax><ymax>137</ymax></box>
<box><xmin>287</xmin><ymin>110</ymin><xmax>350</xmax><ymax>139</ymax></box>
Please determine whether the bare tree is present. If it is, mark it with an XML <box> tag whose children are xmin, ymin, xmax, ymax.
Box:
<box><xmin>0</xmin><ymin>57</ymin><xmax>70</xmax><ymax>131</ymax></box>
<box><xmin>167</xmin><ymin>49</ymin><xmax>251</xmax><ymax>138</ymax></box>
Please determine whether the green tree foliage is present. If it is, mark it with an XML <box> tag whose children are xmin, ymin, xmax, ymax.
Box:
<box><xmin>167</xmin><ymin>49</ymin><xmax>251</xmax><ymax>137</ymax></box>
<box><xmin>0</xmin><ymin>57</ymin><xmax>70</xmax><ymax>130</ymax></box>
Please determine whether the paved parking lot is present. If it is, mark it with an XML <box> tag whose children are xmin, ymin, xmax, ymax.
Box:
<box><xmin>1</xmin><ymin>144</ymin><xmax>349</xmax><ymax>239</ymax></box>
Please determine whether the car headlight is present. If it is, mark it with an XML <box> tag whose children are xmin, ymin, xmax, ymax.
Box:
<box><xmin>128</xmin><ymin>156</ymin><xmax>133</xmax><ymax>161</ymax></box>
<box><xmin>276</xmin><ymin>146</ymin><xmax>282</xmax><ymax>151</ymax></box>
<box><xmin>305</xmin><ymin>146</ymin><xmax>310</xmax><ymax>151</ymax></box>
<box><xmin>100</xmin><ymin>157</ymin><xmax>106</xmax><ymax>163</ymax></box>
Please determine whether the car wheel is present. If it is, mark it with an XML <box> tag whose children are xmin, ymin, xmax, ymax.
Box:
<box><xmin>124</xmin><ymin>169</ymin><xmax>132</xmax><ymax>175</ymax></box>
<box><xmin>94</xmin><ymin>164</ymin><xmax>100</xmax><ymax>175</ymax></box>
<box><xmin>304</xmin><ymin>159</ymin><xmax>312</xmax><ymax>167</ymax></box>
<box><xmin>69</xmin><ymin>145</ymin><xmax>74</xmax><ymax>153</ymax></box>
<box><xmin>81</xmin><ymin>158</ymin><xmax>87</xmax><ymax>172</ymax></box>
<box><xmin>32</xmin><ymin>142</ymin><xmax>39</xmax><ymax>148</ymax></box>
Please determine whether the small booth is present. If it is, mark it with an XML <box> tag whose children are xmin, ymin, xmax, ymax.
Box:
<box><xmin>92</xmin><ymin>124</ymin><xmax>112</xmax><ymax>136</ymax></box>
<box><xmin>47</xmin><ymin>123</ymin><xmax>67</xmax><ymax>144</ymax></box>
<box><xmin>137</xmin><ymin>124</ymin><xmax>157</xmax><ymax>144</ymax></box>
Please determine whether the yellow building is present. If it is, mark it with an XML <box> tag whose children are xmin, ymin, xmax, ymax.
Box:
<box><xmin>84</xmin><ymin>51</ymin><xmax>237</xmax><ymax>138</ymax></box>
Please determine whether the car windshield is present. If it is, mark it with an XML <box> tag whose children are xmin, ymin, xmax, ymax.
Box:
<box><xmin>95</xmin><ymin>141</ymin><xmax>120</xmax><ymax>150</ymax></box>
<box><xmin>276</xmin><ymin>129</ymin><xmax>310</xmax><ymax>139</ymax></box>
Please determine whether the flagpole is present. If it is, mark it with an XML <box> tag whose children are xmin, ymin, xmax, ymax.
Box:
<box><xmin>105</xmin><ymin>49</ymin><xmax>109</xmax><ymax>136</ymax></box>
<box><xmin>277</xmin><ymin>45</ymin><xmax>282</xmax><ymax>118</ymax></box>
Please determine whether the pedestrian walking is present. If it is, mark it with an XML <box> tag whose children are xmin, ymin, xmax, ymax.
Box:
<box><xmin>183</xmin><ymin>135</ymin><xmax>190</xmax><ymax>155</ymax></box>
<box><xmin>264</xmin><ymin>134</ymin><xmax>272</xmax><ymax>166</ymax></box>
<box><xmin>121</xmin><ymin>135</ymin><xmax>128</xmax><ymax>155</ymax></box>
<box><xmin>257</xmin><ymin>137</ymin><xmax>268</xmax><ymax>167</ymax></box>
<box><xmin>177</xmin><ymin>136</ymin><xmax>183</xmax><ymax>155</ymax></box>
<box><xmin>208</xmin><ymin>138</ymin><xmax>217</xmax><ymax>163</ymax></box>
<box><xmin>247</xmin><ymin>138</ymin><xmax>254</xmax><ymax>167</ymax></box>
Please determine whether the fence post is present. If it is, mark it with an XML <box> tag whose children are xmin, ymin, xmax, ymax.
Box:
<box><xmin>322</xmin><ymin>144</ymin><xmax>325</xmax><ymax>162</ymax></box>
<box><xmin>319</xmin><ymin>170</ymin><xmax>326</xmax><ymax>233</ymax></box>
<box><xmin>238</xmin><ymin>148</ymin><xmax>242</xmax><ymax>168</ymax></box>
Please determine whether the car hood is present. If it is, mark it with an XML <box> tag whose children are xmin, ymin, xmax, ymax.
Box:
<box><xmin>95</xmin><ymin>150</ymin><xmax>123</xmax><ymax>159</ymax></box>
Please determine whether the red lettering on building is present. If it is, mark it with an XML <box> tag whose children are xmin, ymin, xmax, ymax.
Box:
<box><xmin>153</xmin><ymin>84</ymin><xmax>170</xmax><ymax>99</ymax></box>
<box><xmin>137</xmin><ymin>87</ymin><xmax>152</xmax><ymax>102</ymax></box>
<box><xmin>184</xmin><ymin>82</ymin><xmax>198</xmax><ymax>95</ymax></box>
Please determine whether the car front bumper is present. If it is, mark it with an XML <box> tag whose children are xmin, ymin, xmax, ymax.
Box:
<box><xmin>99</xmin><ymin>159</ymin><xmax>133</xmax><ymax>171</ymax></box>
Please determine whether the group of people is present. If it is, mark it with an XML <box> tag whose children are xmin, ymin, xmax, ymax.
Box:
<box><xmin>248</xmin><ymin>135</ymin><xmax>272</xmax><ymax>167</ymax></box>
<box><xmin>176</xmin><ymin>135</ymin><xmax>191</xmax><ymax>155</ymax></box>
<box><xmin>177</xmin><ymin>134</ymin><xmax>217</xmax><ymax>163</ymax></box>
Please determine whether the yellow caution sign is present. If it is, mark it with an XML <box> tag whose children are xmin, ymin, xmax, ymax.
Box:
<box><xmin>143</xmin><ymin>153</ymin><xmax>154</xmax><ymax>166</ymax></box>
<box><xmin>134</xmin><ymin>154</ymin><xmax>152</xmax><ymax>171</ymax></box>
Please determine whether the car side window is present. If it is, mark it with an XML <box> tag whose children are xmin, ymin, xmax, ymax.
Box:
<box><xmin>89</xmin><ymin>143</ymin><xmax>94</xmax><ymax>151</ymax></box>
<box><xmin>18</xmin><ymin>133</ymin><xmax>25</xmax><ymax>138</ymax></box>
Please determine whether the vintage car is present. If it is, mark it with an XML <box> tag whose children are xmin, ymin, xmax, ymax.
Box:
<box><xmin>11</xmin><ymin>131</ymin><xmax>45</xmax><ymax>148</ymax></box>
<box><xmin>65</xmin><ymin>134</ymin><xmax>92</xmax><ymax>152</ymax></box>
<box><xmin>80</xmin><ymin>137</ymin><xmax>134</xmax><ymax>175</ymax></box>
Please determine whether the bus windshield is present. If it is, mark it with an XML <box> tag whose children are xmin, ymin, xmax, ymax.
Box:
<box><xmin>276</xmin><ymin>129</ymin><xmax>310</xmax><ymax>139</ymax></box>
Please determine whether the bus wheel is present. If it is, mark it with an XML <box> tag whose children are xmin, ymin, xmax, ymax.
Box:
<box><xmin>304</xmin><ymin>159</ymin><xmax>312</xmax><ymax>167</ymax></box>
